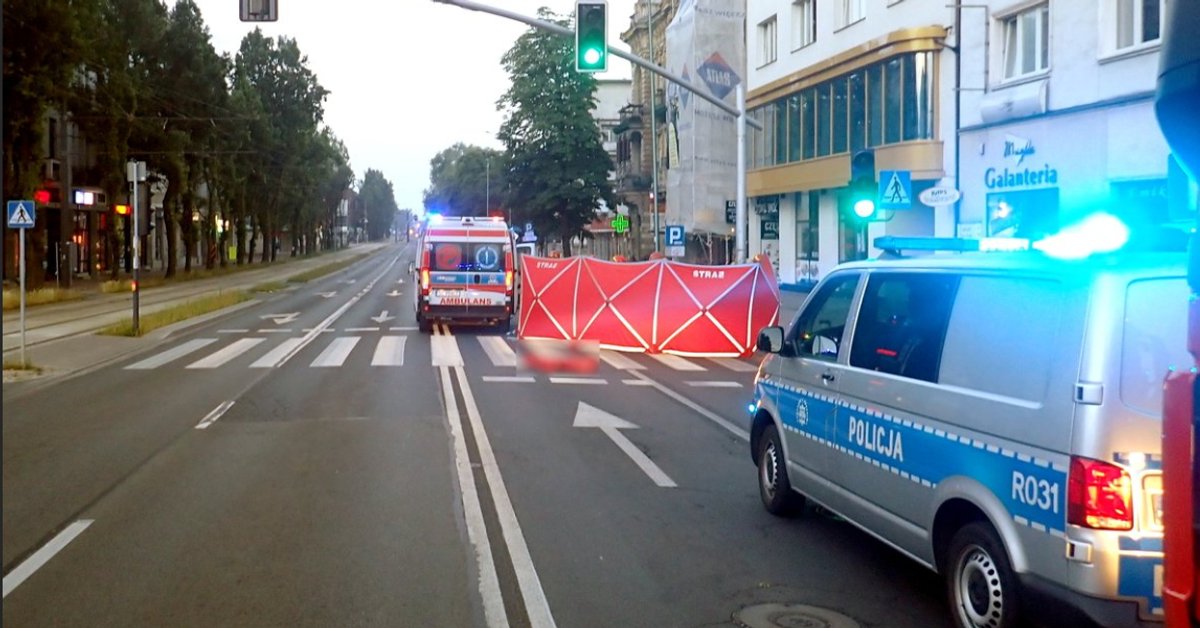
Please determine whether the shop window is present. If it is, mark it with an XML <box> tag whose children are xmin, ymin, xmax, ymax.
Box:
<box><xmin>775</xmin><ymin>99</ymin><xmax>789</xmax><ymax>165</ymax></box>
<box><xmin>832</xmin><ymin>77</ymin><xmax>848</xmax><ymax>154</ymax></box>
<box><xmin>849</xmin><ymin>71</ymin><xmax>866</xmax><ymax>152</ymax></box>
<box><xmin>884</xmin><ymin>57</ymin><xmax>902</xmax><ymax>144</ymax></box>
<box><xmin>788</xmin><ymin>95</ymin><xmax>802</xmax><ymax>162</ymax></box>
<box><xmin>986</xmin><ymin>187</ymin><xmax>1060</xmax><ymax>239</ymax></box>
<box><xmin>816</xmin><ymin>85</ymin><xmax>831</xmax><ymax>157</ymax></box>
<box><xmin>1002</xmin><ymin>4</ymin><xmax>1049</xmax><ymax>80</ymax></box>
<box><xmin>795</xmin><ymin>191</ymin><xmax>820</xmax><ymax>282</ymax></box>
<box><xmin>802</xmin><ymin>89</ymin><xmax>817</xmax><ymax>160</ymax></box>
<box><xmin>903</xmin><ymin>53</ymin><xmax>933</xmax><ymax>141</ymax></box>
<box><xmin>867</xmin><ymin>65</ymin><xmax>883</xmax><ymax>147</ymax></box>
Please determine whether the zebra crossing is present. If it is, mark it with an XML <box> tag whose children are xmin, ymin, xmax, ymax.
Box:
<box><xmin>123</xmin><ymin>332</ymin><xmax>762</xmax><ymax>377</ymax></box>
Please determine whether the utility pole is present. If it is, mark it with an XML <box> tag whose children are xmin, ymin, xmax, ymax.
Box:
<box><xmin>431</xmin><ymin>0</ymin><xmax>761</xmax><ymax>262</ymax></box>
<box><xmin>647</xmin><ymin>1</ymin><xmax>660</xmax><ymax>254</ymax></box>
<box><xmin>127</xmin><ymin>161</ymin><xmax>145</xmax><ymax>335</ymax></box>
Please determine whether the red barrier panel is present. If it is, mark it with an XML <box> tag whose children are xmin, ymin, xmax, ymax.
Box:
<box><xmin>518</xmin><ymin>256</ymin><xmax>780</xmax><ymax>357</ymax></box>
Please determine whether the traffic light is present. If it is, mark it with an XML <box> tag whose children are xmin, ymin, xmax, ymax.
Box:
<box><xmin>845</xmin><ymin>149</ymin><xmax>882</xmax><ymax>223</ymax></box>
<box><xmin>33</xmin><ymin>189</ymin><xmax>51</xmax><ymax>204</ymax></box>
<box><xmin>114</xmin><ymin>204</ymin><xmax>130</xmax><ymax>216</ymax></box>
<box><xmin>575</xmin><ymin>1</ymin><xmax>608</xmax><ymax>73</ymax></box>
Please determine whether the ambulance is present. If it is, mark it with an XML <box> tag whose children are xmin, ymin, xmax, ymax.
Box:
<box><xmin>413</xmin><ymin>215</ymin><xmax>516</xmax><ymax>333</ymax></box>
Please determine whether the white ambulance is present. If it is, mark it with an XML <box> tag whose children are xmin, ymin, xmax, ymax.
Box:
<box><xmin>413</xmin><ymin>215</ymin><xmax>516</xmax><ymax>333</ymax></box>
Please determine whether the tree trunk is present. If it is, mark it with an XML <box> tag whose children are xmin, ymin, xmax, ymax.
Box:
<box><xmin>247</xmin><ymin>215</ymin><xmax>257</xmax><ymax>264</ymax></box>
<box><xmin>182</xmin><ymin>192</ymin><xmax>194</xmax><ymax>274</ymax></box>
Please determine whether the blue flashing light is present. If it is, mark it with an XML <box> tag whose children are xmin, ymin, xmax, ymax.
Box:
<box><xmin>747</xmin><ymin>403</ymin><xmax>757</xmax><ymax>415</ymax></box>
<box><xmin>427</xmin><ymin>213</ymin><xmax>443</xmax><ymax>224</ymax></box>
<box><xmin>1032</xmin><ymin>213</ymin><xmax>1129</xmax><ymax>260</ymax></box>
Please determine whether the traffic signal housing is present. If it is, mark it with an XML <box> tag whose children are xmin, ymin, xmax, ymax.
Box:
<box><xmin>845</xmin><ymin>149</ymin><xmax>885</xmax><ymax>223</ymax></box>
<box><xmin>575</xmin><ymin>1</ymin><xmax>608</xmax><ymax>73</ymax></box>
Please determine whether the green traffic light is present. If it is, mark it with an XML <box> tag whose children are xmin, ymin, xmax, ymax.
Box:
<box><xmin>853</xmin><ymin>199</ymin><xmax>876</xmax><ymax>219</ymax></box>
<box><xmin>583</xmin><ymin>48</ymin><xmax>602</xmax><ymax>66</ymax></box>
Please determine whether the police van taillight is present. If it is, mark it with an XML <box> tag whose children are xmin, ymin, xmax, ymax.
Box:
<box><xmin>1068</xmin><ymin>457</ymin><xmax>1134</xmax><ymax>531</ymax></box>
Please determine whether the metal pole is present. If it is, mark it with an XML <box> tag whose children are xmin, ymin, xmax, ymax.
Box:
<box><xmin>648</xmin><ymin>1</ymin><xmax>660</xmax><ymax>253</ymax></box>
<box><xmin>130</xmin><ymin>162</ymin><xmax>141</xmax><ymax>335</ymax></box>
<box><xmin>486</xmin><ymin>158</ymin><xmax>490</xmax><ymax>217</ymax></box>
<box><xmin>19</xmin><ymin>227</ymin><xmax>26</xmax><ymax>365</ymax></box>
<box><xmin>736</xmin><ymin>83</ymin><xmax>747</xmax><ymax>263</ymax></box>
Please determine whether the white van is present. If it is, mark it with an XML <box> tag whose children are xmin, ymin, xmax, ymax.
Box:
<box><xmin>750</xmin><ymin>245</ymin><xmax>1186</xmax><ymax>628</ymax></box>
<box><xmin>413</xmin><ymin>216</ymin><xmax>515</xmax><ymax>332</ymax></box>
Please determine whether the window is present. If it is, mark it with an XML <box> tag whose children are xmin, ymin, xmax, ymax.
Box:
<box><xmin>837</xmin><ymin>0</ymin><xmax>865</xmax><ymax>28</ymax></box>
<box><xmin>759</xmin><ymin>16</ymin><xmax>778</xmax><ymax>66</ymax></box>
<box><xmin>850</xmin><ymin>273</ymin><xmax>958</xmax><ymax>383</ymax></box>
<box><xmin>884</xmin><ymin>57</ymin><xmax>902</xmax><ymax>144</ymax></box>
<box><xmin>792</xmin><ymin>0</ymin><xmax>816</xmax><ymax>50</ymax></box>
<box><xmin>816</xmin><ymin>85</ymin><xmax>831</xmax><ymax>156</ymax></box>
<box><xmin>775</xmin><ymin>99</ymin><xmax>789</xmax><ymax>165</ymax></box>
<box><xmin>848</xmin><ymin>71</ymin><xmax>866</xmax><ymax>152</ymax></box>
<box><xmin>1002</xmin><ymin>4</ymin><xmax>1049</xmax><ymax>79</ymax></box>
<box><xmin>788</xmin><ymin>272</ymin><xmax>860</xmax><ymax>360</ymax></box>
<box><xmin>1122</xmin><ymin>278</ymin><xmax>1189</xmax><ymax>414</ymax></box>
<box><xmin>788</xmin><ymin>95</ymin><xmax>802</xmax><ymax>162</ymax></box>
<box><xmin>832</xmin><ymin>77</ymin><xmax>848</xmax><ymax>154</ymax></box>
<box><xmin>801</xmin><ymin>89</ymin><xmax>816</xmax><ymax>159</ymax></box>
<box><xmin>431</xmin><ymin>242</ymin><xmax>507</xmax><ymax>272</ymax></box>
<box><xmin>1115</xmin><ymin>0</ymin><xmax>1161</xmax><ymax>50</ymax></box>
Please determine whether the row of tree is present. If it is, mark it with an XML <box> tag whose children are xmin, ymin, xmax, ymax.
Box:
<box><xmin>422</xmin><ymin>10</ymin><xmax>615</xmax><ymax>257</ymax></box>
<box><xmin>3</xmin><ymin>0</ymin><xmax>397</xmax><ymax>285</ymax></box>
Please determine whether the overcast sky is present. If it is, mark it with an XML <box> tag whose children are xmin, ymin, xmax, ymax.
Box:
<box><xmin>190</xmin><ymin>0</ymin><xmax>638</xmax><ymax>213</ymax></box>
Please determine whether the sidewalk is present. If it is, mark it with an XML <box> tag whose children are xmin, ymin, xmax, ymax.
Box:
<box><xmin>2</xmin><ymin>243</ymin><xmax>391</xmax><ymax>389</ymax></box>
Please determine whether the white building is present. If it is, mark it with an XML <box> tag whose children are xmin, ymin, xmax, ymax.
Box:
<box><xmin>593</xmin><ymin>78</ymin><xmax>634</xmax><ymax>183</ymax></box>
<box><xmin>745</xmin><ymin>0</ymin><xmax>1188</xmax><ymax>287</ymax></box>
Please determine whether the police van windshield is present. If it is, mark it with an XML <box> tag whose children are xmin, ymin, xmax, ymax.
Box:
<box><xmin>431</xmin><ymin>242</ymin><xmax>507</xmax><ymax>273</ymax></box>
<box><xmin>1122</xmin><ymin>277</ymin><xmax>1189</xmax><ymax>415</ymax></box>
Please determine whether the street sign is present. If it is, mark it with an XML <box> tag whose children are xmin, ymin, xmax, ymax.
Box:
<box><xmin>666</xmin><ymin>245</ymin><xmax>686</xmax><ymax>258</ymax></box>
<box><xmin>919</xmin><ymin>186</ymin><xmax>961</xmax><ymax>207</ymax></box>
<box><xmin>665</xmin><ymin>225</ymin><xmax>684</xmax><ymax>246</ymax></box>
<box><xmin>725</xmin><ymin>200</ymin><xmax>736</xmax><ymax>224</ymax></box>
<box><xmin>6</xmin><ymin>201</ymin><xmax>35</xmax><ymax>229</ymax></box>
<box><xmin>879</xmin><ymin>170</ymin><xmax>912</xmax><ymax>210</ymax></box>
<box><xmin>760</xmin><ymin>218</ymin><xmax>779</xmax><ymax>240</ymax></box>
<box><xmin>612</xmin><ymin>215</ymin><xmax>629</xmax><ymax>234</ymax></box>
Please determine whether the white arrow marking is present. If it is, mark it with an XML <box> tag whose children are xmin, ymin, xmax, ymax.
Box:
<box><xmin>386</xmin><ymin>290</ymin><xmax>402</xmax><ymax>297</ymax></box>
<box><xmin>259</xmin><ymin>312</ymin><xmax>299</xmax><ymax>325</ymax></box>
<box><xmin>396</xmin><ymin>279</ymin><xmax>405</xmax><ymax>284</ymax></box>
<box><xmin>341</xmin><ymin>278</ymin><xmax>358</xmax><ymax>284</ymax></box>
<box><xmin>317</xmin><ymin>292</ymin><xmax>337</xmax><ymax>298</ymax></box>
<box><xmin>573</xmin><ymin>402</ymin><xmax>676</xmax><ymax>488</ymax></box>
<box><xmin>370</xmin><ymin>310</ymin><xmax>395</xmax><ymax>323</ymax></box>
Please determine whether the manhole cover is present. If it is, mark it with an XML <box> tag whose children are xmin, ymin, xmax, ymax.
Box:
<box><xmin>733</xmin><ymin>604</ymin><xmax>861</xmax><ymax>628</ymax></box>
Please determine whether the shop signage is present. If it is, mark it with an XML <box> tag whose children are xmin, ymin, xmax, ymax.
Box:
<box><xmin>986</xmin><ymin>135</ymin><xmax>1058</xmax><ymax>190</ymax></box>
<box><xmin>760</xmin><ymin>218</ymin><xmax>779</xmax><ymax>240</ymax></box>
<box><xmin>918</xmin><ymin>187</ymin><xmax>961</xmax><ymax>207</ymax></box>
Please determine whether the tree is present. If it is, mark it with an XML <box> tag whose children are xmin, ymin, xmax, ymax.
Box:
<box><xmin>497</xmin><ymin>9</ymin><xmax>614</xmax><ymax>256</ymax></box>
<box><xmin>423</xmin><ymin>143</ymin><xmax>505</xmax><ymax>217</ymax></box>
<box><xmin>359</xmin><ymin>169</ymin><xmax>398</xmax><ymax>241</ymax></box>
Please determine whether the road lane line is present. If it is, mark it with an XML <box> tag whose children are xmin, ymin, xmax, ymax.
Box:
<box><xmin>478</xmin><ymin>336</ymin><xmax>517</xmax><ymax>367</ymax></box>
<box><xmin>685</xmin><ymin>381</ymin><xmax>743</xmax><ymax>388</ymax></box>
<box><xmin>124</xmin><ymin>338</ymin><xmax>218</xmax><ymax>370</ymax></box>
<box><xmin>647</xmin><ymin>353</ymin><xmax>706</xmax><ymax>371</ymax></box>
<box><xmin>256</xmin><ymin>328</ymin><xmax>293</xmax><ymax>334</ymax></box>
<box><xmin>186</xmin><ymin>339</ymin><xmax>265</xmax><ymax>369</ymax></box>
<box><xmin>345</xmin><ymin>327</ymin><xmax>379</xmax><ymax>332</ymax></box>
<box><xmin>431</xmin><ymin>333</ymin><xmax>464</xmax><ymax>367</ymax></box>
<box><xmin>195</xmin><ymin>400</ymin><xmax>235</xmax><ymax>430</ymax></box>
<box><xmin>274</xmin><ymin>257</ymin><xmax>396</xmax><ymax>368</ymax></box>
<box><xmin>250</xmin><ymin>338</ymin><xmax>304</xmax><ymax>368</ymax></box>
<box><xmin>310</xmin><ymin>337</ymin><xmax>360</xmax><ymax>367</ymax></box>
<box><xmin>710</xmin><ymin>358</ymin><xmax>760</xmax><ymax>373</ymax></box>
<box><xmin>371</xmin><ymin>336</ymin><xmax>406</xmax><ymax>366</ymax></box>
<box><xmin>218</xmin><ymin>329</ymin><xmax>249</xmax><ymax>334</ymax></box>
<box><xmin>599</xmin><ymin>351</ymin><xmax>643</xmax><ymax>370</ymax></box>
<box><xmin>622</xmin><ymin>379</ymin><xmax>653</xmax><ymax>386</ymax></box>
<box><xmin>3</xmin><ymin>520</ymin><xmax>93</xmax><ymax>598</ymax></box>
<box><xmin>548</xmin><ymin>377</ymin><xmax>607</xmax><ymax>385</ymax></box>
<box><xmin>389</xmin><ymin>326</ymin><xmax>417</xmax><ymax>331</ymax></box>
<box><xmin>438</xmin><ymin>366</ymin><xmax>507</xmax><ymax>628</ymax></box>
<box><xmin>454</xmin><ymin>367</ymin><xmax>556</xmax><ymax>628</ymax></box>
<box><xmin>482</xmin><ymin>376</ymin><xmax>536</xmax><ymax>383</ymax></box>
<box><xmin>631</xmin><ymin>369</ymin><xmax>749</xmax><ymax>441</ymax></box>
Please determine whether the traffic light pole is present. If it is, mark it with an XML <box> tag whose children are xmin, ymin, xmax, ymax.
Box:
<box><xmin>431</xmin><ymin>0</ymin><xmax>761</xmax><ymax>262</ymax></box>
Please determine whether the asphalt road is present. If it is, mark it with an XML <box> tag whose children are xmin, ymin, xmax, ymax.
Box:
<box><xmin>2</xmin><ymin>244</ymin><xmax>949</xmax><ymax>627</ymax></box>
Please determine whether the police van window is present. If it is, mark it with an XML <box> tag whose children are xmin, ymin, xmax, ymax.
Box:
<box><xmin>849</xmin><ymin>273</ymin><xmax>958</xmax><ymax>383</ymax></box>
<box><xmin>432</xmin><ymin>243</ymin><xmax>506</xmax><ymax>272</ymax></box>
<box><xmin>1122</xmin><ymin>278</ymin><xmax>1189</xmax><ymax>415</ymax></box>
<box><xmin>939</xmin><ymin>276</ymin><xmax>1063</xmax><ymax>403</ymax></box>
<box><xmin>788</xmin><ymin>272</ymin><xmax>860</xmax><ymax>361</ymax></box>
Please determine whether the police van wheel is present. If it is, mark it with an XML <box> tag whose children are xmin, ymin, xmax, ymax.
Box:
<box><xmin>757</xmin><ymin>424</ymin><xmax>804</xmax><ymax>517</ymax></box>
<box><xmin>417</xmin><ymin>314</ymin><xmax>432</xmax><ymax>333</ymax></box>
<box><xmin>945</xmin><ymin>522</ymin><xmax>1021</xmax><ymax>628</ymax></box>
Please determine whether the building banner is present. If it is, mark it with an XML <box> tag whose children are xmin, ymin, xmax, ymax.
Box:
<box><xmin>517</xmin><ymin>255</ymin><xmax>779</xmax><ymax>357</ymax></box>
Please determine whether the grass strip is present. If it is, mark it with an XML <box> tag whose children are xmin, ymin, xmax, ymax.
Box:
<box><xmin>2</xmin><ymin>287</ymin><xmax>84</xmax><ymax>311</ymax></box>
<box><xmin>286</xmin><ymin>253</ymin><xmax>371</xmax><ymax>283</ymax></box>
<box><xmin>99</xmin><ymin>290</ymin><xmax>252</xmax><ymax>337</ymax></box>
<box><xmin>2</xmin><ymin>359</ymin><xmax>42</xmax><ymax>372</ymax></box>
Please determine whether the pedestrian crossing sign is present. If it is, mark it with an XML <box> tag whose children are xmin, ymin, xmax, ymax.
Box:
<box><xmin>6</xmin><ymin>200</ymin><xmax>35</xmax><ymax>229</ymax></box>
<box><xmin>878</xmin><ymin>170</ymin><xmax>912</xmax><ymax>210</ymax></box>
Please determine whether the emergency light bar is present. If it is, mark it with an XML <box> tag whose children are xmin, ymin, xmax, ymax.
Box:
<box><xmin>873</xmin><ymin>236</ymin><xmax>1032</xmax><ymax>254</ymax></box>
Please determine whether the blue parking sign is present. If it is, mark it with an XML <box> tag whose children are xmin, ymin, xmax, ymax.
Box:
<box><xmin>665</xmin><ymin>225</ymin><xmax>685</xmax><ymax>246</ymax></box>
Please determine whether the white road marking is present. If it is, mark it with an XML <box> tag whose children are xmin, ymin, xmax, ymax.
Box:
<box><xmin>389</xmin><ymin>326</ymin><xmax>417</xmax><ymax>331</ymax></box>
<box><xmin>195</xmin><ymin>400</ymin><xmax>235</xmax><ymax>429</ymax></box>
<box><xmin>622</xmin><ymin>379</ymin><xmax>653</xmax><ymax>386</ymax></box>
<box><xmin>599</xmin><ymin>351</ymin><xmax>644</xmax><ymax>370</ymax></box>
<box><xmin>573</xmin><ymin>402</ymin><xmax>676</xmax><ymax>488</ymax></box>
<box><xmin>275</xmin><ymin>258</ymin><xmax>396</xmax><ymax>367</ymax></box>
<box><xmin>250</xmin><ymin>338</ymin><xmax>305</xmax><ymax>369</ymax></box>
<box><xmin>454</xmin><ymin>367</ymin><xmax>556</xmax><ymax>627</ymax></box>
<box><xmin>125</xmin><ymin>338</ymin><xmax>217</xmax><ymax>370</ymax></box>
<box><xmin>345</xmin><ymin>327</ymin><xmax>379</xmax><ymax>332</ymax></box>
<box><xmin>186</xmin><ymin>339</ymin><xmax>265</xmax><ymax>369</ymax></box>
<box><xmin>431</xmin><ymin>331</ymin><xmax>464</xmax><ymax>367</ymax></box>
<box><xmin>218</xmin><ymin>329</ymin><xmax>249</xmax><ymax>334</ymax></box>
<box><xmin>371</xmin><ymin>336</ymin><xmax>406</xmax><ymax>366</ymax></box>
<box><xmin>438</xmin><ymin>367</ymin><xmax>507</xmax><ymax>627</ymax></box>
<box><xmin>482</xmin><ymin>375</ymin><xmax>536</xmax><ymax>383</ymax></box>
<box><xmin>630</xmin><ymin>369</ymin><xmax>750</xmax><ymax>441</ymax></box>
<box><xmin>3</xmin><ymin>520</ymin><xmax>93</xmax><ymax>598</ymax></box>
<box><xmin>257</xmin><ymin>328</ymin><xmax>293</xmax><ymax>334</ymax></box>
<box><xmin>549</xmin><ymin>377</ymin><xmax>607</xmax><ymax>385</ymax></box>
<box><xmin>311</xmin><ymin>337</ymin><xmax>360</xmax><ymax>368</ymax></box>
<box><xmin>685</xmin><ymin>381</ymin><xmax>743</xmax><ymax>388</ymax></box>
<box><xmin>648</xmin><ymin>354</ymin><xmax>706</xmax><ymax>371</ymax></box>
<box><xmin>710</xmin><ymin>358</ymin><xmax>760</xmax><ymax>373</ymax></box>
<box><xmin>478</xmin><ymin>336</ymin><xmax>517</xmax><ymax>367</ymax></box>
<box><xmin>301</xmin><ymin>329</ymin><xmax>336</xmax><ymax>333</ymax></box>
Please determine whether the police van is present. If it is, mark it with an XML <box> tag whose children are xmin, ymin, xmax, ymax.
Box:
<box><xmin>413</xmin><ymin>215</ymin><xmax>515</xmax><ymax>333</ymax></box>
<box><xmin>750</xmin><ymin>233</ymin><xmax>1186</xmax><ymax>628</ymax></box>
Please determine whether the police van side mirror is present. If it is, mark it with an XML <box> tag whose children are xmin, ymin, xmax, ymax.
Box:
<box><xmin>757</xmin><ymin>327</ymin><xmax>785</xmax><ymax>353</ymax></box>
